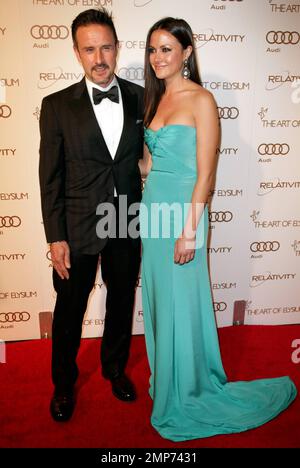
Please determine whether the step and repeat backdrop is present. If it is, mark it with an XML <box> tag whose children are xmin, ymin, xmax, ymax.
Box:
<box><xmin>0</xmin><ymin>0</ymin><xmax>300</xmax><ymax>341</ymax></box>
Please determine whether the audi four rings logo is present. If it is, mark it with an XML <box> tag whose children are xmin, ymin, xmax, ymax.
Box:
<box><xmin>266</xmin><ymin>31</ymin><xmax>300</xmax><ymax>45</ymax></box>
<box><xmin>0</xmin><ymin>216</ymin><xmax>21</xmax><ymax>228</ymax></box>
<box><xmin>0</xmin><ymin>312</ymin><xmax>30</xmax><ymax>323</ymax></box>
<box><xmin>258</xmin><ymin>144</ymin><xmax>290</xmax><ymax>156</ymax></box>
<box><xmin>0</xmin><ymin>105</ymin><xmax>12</xmax><ymax>118</ymax></box>
<box><xmin>46</xmin><ymin>251</ymin><xmax>52</xmax><ymax>261</ymax></box>
<box><xmin>213</xmin><ymin>302</ymin><xmax>227</xmax><ymax>312</ymax></box>
<box><xmin>250</xmin><ymin>241</ymin><xmax>280</xmax><ymax>252</ymax></box>
<box><xmin>30</xmin><ymin>25</ymin><xmax>69</xmax><ymax>40</ymax></box>
<box><xmin>217</xmin><ymin>107</ymin><xmax>239</xmax><ymax>119</ymax></box>
<box><xmin>209</xmin><ymin>211</ymin><xmax>233</xmax><ymax>222</ymax></box>
<box><xmin>118</xmin><ymin>67</ymin><xmax>144</xmax><ymax>81</ymax></box>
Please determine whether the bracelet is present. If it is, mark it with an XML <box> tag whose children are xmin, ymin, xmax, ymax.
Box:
<box><xmin>49</xmin><ymin>240</ymin><xmax>66</xmax><ymax>245</ymax></box>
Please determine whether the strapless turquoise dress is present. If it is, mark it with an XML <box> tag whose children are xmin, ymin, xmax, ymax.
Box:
<box><xmin>140</xmin><ymin>125</ymin><xmax>297</xmax><ymax>442</ymax></box>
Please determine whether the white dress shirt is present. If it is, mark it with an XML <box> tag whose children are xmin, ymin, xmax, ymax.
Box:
<box><xmin>86</xmin><ymin>76</ymin><xmax>124</xmax><ymax>195</ymax></box>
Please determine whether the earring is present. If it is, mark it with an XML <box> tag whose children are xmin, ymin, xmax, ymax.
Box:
<box><xmin>182</xmin><ymin>59</ymin><xmax>190</xmax><ymax>80</ymax></box>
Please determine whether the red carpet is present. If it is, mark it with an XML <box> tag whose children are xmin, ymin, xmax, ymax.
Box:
<box><xmin>0</xmin><ymin>325</ymin><xmax>299</xmax><ymax>448</ymax></box>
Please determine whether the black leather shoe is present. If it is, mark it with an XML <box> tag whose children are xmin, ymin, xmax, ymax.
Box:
<box><xmin>50</xmin><ymin>390</ymin><xmax>75</xmax><ymax>422</ymax></box>
<box><xmin>108</xmin><ymin>374</ymin><xmax>136</xmax><ymax>402</ymax></box>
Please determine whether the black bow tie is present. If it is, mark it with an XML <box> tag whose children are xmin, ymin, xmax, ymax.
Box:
<box><xmin>92</xmin><ymin>85</ymin><xmax>119</xmax><ymax>105</ymax></box>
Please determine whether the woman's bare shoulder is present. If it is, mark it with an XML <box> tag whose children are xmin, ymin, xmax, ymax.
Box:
<box><xmin>192</xmin><ymin>85</ymin><xmax>216</xmax><ymax>104</ymax></box>
<box><xmin>190</xmin><ymin>87</ymin><xmax>217</xmax><ymax>120</ymax></box>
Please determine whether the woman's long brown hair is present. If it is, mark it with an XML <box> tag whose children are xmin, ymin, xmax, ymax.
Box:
<box><xmin>144</xmin><ymin>17</ymin><xmax>202</xmax><ymax>128</ymax></box>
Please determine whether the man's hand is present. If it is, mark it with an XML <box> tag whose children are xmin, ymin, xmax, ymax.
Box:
<box><xmin>50</xmin><ymin>241</ymin><xmax>71</xmax><ymax>279</ymax></box>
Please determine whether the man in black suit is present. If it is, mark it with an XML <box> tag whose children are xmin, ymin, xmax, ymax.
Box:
<box><xmin>39</xmin><ymin>8</ymin><xmax>143</xmax><ymax>422</ymax></box>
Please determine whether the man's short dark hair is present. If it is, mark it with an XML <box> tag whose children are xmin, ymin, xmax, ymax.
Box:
<box><xmin>72</xmin><ymin>8</ymin><xmax>118</xmax><ymax>47</ymax></box>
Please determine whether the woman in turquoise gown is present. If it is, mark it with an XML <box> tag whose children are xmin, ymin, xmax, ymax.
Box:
<box><xmin>138</xmin><ymin>17</ymin><xmax>297</xmax><ymax>442</ymax></box>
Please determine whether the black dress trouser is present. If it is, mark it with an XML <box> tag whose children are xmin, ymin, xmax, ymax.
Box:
<box><xmin>51</xmin><ymin>226</ymin><xmax>141</xmax><ymax>392</ymax></box>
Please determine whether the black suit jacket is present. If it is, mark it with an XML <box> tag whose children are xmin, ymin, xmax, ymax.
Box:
<box><xmin>39</xmin><ymin>77</ymin><xmax>144</xmax><ymax>254</ymax></box>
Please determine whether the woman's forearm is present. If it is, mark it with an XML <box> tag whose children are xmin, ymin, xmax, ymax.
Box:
<box><xmin>182</xmin><ymin>175</ymin><xmax>214</xmax><ymax>238</ymax></box>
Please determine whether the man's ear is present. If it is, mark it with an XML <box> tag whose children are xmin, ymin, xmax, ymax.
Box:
<box><xmin>73</xmin><ymin>43</ymin><xmax>82</xmax><ymax>65</ymax></box>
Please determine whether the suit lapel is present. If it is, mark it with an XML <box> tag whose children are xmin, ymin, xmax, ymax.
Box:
<box><xmin>70</xmin><ymin>78</ymin><xmax>112</xmax><ymax>161</ymax></box>
<box><xmin>114</xmin><ymin>77</ymin><xmax>137</xmax><ymax>162</ymax></box>
<box><xmin>70</xmin><ymin>77</ymin><xmax>137</xmax><ymax>162</ymax></box>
